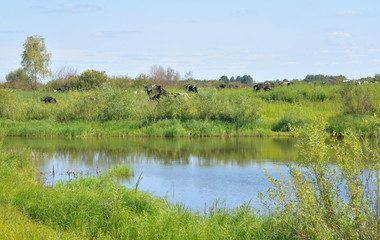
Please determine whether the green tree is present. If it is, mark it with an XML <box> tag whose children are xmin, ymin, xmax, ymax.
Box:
<box><xmin>219</xmin><ymin>75</ymin><xmax>229</xmax><ymax>84</ymax></box>
<box><xmin>240</xmin><ymin>75</ymin><xmax>253</xmax><ymax>84</ymax></box>
<box><xmin>6</xmin><ymin>68</ymin><xmax>30</xmax><ymax>83</ymax></box>
<box><xmin>21</xmin><ymin>35</ymin><xmax>52</xmax><ymax>90</ymax></box>
<box><xmin>375</xmin><ymin>73</ymin><xmax>380</xmax><ymax>81</ymax></box>
<box><xmin>78</xmin><ymin>69</ymin><xmax>108</xmax><ymax>89</ymax></box>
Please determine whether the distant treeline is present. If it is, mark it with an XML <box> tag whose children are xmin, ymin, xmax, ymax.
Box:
<box><xmin>2</xmin><ymin>66</ymin><xmax>380</xmax><ymax>91</ymax></box>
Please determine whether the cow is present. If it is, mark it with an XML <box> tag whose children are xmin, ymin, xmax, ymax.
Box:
<box><xmin>253</xmin><ymin>83</ymin><xmax>271</xmax><ymax>91</ymax></box>
<box><xmin>144</xmin><ymin>84</ymin><xmax>156</xmax><ymax>89</ymax></box>
<box><xmin>57</xmin><ymin>87</ymin><xmax>69</xmax><ymax>92</ymax></box>
<box><xmin>186</xmin><ymin>85</ymin><xmax>198</xmax><ymax>93</ymax></box>
<box><xmin>149</xmin><ymin>93</ymin><xmax>161</xmax><ymax>101</ymax></box>
<box><xmin>41</xmin><ymin>97</ymin><xmax>56</xmax><ymax>103</ymax></box>
<box><xmin>219</xmin><ymin>84</ymin><xmax>227</xmax><ymax>89</ymax></box>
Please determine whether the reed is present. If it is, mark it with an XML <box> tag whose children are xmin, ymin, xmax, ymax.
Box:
<box><xmin>109</xmin><ymin>164</ymin><xmax>133</xmax><ymax>177</ymax></box>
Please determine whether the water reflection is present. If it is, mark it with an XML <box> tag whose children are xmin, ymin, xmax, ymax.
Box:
<box><xmin>3</xmin><ymin>136</ymin><xmax>297</xmax><ymax>210</ymax></box>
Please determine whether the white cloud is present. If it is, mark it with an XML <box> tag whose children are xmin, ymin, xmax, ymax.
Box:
<box><xmin>331</xmin><ymin>32</ymin><xmax>351</xmax><ymax>38</ymax></box>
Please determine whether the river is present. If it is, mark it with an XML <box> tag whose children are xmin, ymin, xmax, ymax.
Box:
<box><xmin>2</xmin><ymin>136</ymin><xmax>297</xmax><ymax>211</ymax></box>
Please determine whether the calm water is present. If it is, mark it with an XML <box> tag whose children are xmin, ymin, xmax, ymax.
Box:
<box><xmin>2</xmin><ymin>136</ymin><xmax>297</xmax><ymax>211</ymax></box>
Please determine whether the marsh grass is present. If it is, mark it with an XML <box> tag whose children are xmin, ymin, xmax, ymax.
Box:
<box><xmin>109</xmin><ymin>164</ymin><xmax>133</xmax><ymax>177</ymax></box>
<box><xmin>0</xmin><ymin>83</ymin><xmax>379</xmax><ymax>136</ymax></box>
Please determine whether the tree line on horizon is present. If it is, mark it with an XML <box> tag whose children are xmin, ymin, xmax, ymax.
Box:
<box><xmin>2</xmin><ymin>34</ymin><xmax>380</xmax><ymax>91</ymax></box>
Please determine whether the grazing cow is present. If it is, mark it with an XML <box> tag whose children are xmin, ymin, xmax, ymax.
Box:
<box><xmin>186</xmin><ymin>85</ymin><xmax>198</xmax><ymax>93</ymax></box>
<box><xmin>145</xmin><ymin>85</ymin><xmax>170</xmax><ymax>101</ymax></box>
<box><xmin>144</xmin><ymin>84</ymin><xmax>156</xmax><ymax>89</ymax></box>
<box><xmin>41</xmin><ymin>97</ymin><xmax>56</xmax><ymax>103</ymax></box>
<box><xmin>219</xmin><ymin>84</ymin><xmax>227</xmax><ymax>89</ymax></box>
<box><xmin>146</xmin><ymin>89</ymin><xmax>154</xmax><ymax>95</ymax></box>
<box><xmin>149</xmin><ymin>93</ymin><xmax>161</xmax><ymax>101</ymax></box>
<box><xmin>57</xmin><ymin>87</ymin><xmax>69</xmax><ymax>92</ymax></box>
<box><xmin>154</xmin><ymin>85</ymin><xmax>168</xmax><ymax>96</ymax></box>
<box><xmin>253</xmin><ymin>83</ymin><xmax>271</xmax><ymax>91</ymax></box>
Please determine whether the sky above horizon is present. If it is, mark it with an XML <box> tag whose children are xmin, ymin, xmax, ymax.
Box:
<box><xmin>1</xmin><ymin>0</ymin><xmax>379</xmax><ymax>83</ymax></box>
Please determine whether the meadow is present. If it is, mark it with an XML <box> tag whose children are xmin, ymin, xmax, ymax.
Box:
<box><xmin>0</xmin><ymin>81</ymin><xmax>379</xmax><ymax>137</ymax></box>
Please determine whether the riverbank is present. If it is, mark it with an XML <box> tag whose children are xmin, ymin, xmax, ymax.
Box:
<box><xmin>0</xmin><ymin>119</ymin><xmax>289</xmax><ymax>137</ymax></box>
<box><xmin>0</xmin><ymin>146</ymin><xmax>283</xmax><ymax>239</ymax></box>
<box><xmin>1</xmin><ymin>119</ymin><xmax>380</xmax><ymax>239</ymax></box>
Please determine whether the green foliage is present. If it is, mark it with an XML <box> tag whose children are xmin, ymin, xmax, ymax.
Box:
<box><xmin>261</xmin><ymin>118</ymin><xmax>380</xmax><ymax>239</ymax></box>
<box><xmin>272</xmin><ymin>112</ymin><xmax>305</xmax><ymax>132</ymax></box>
<box><xmin>21</xmin><ymin>35</ymin><xmax>52</xmax><ymax>90</ymax></box>
<box><xmin>0</xmin><ymin>82</ymin><xmax>379</xmax><ymax>137</ymax></box>
<box><xmin>109</xmin><ymin>164</ymin><xmax>133</xmax><ymax>177</ymax></box>
<box><xmin>303</xmin><ymin>74</ymin><xmax>346</xmax><ymax>83</ymax></box>
<box><xmin>75</xmin><ymin>70</ymin><xmax>108</xmax><ymax>90</ymax></box>
<box><xmin>6</xmin><ymin>68</ymin><xmax>30</xmax><ymax>84</ymax></box>
<box><xmin>0</xmin><ymin>89</ymin><xmax>19</xmax><ymax>119</ymax></box>
<box><xmin>341</xmin><ymin>83</ymin><xmax>376</xmax><ymax>114</ymax></box>
<box><xmin>219</xmin><ymin>75</ymin><xmax>229</xmax><ymax>84</ymax></box>
<box><xmin>327</xmin><ymin>114</ymin><xmax>378</xmax><ymax>136</ymax></box>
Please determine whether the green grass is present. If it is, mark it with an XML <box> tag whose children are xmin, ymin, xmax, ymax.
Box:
<box><xmin>0</xmin><ymin>83</ymin><xmax>379</xmax><ymax>136</ymax></box>
<box><xmin>109</xmin><ymin>164</ymin><xmax>133</xmax><ymax>177</ymax></box>
<box><xmin>1</xmin><ymin>116</ymin><xmax>380</xmax><ymax>239</ymax></box>
<box><xmin>0</xmin><ymin>145</ymin><xmax>285</xmax><ymax>239</ymax></box>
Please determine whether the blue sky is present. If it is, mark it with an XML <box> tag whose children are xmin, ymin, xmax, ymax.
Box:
<box><xmin>1</xmin><ymin>0</ymin><xmax>379</xmax><ymax>82</ymax></box>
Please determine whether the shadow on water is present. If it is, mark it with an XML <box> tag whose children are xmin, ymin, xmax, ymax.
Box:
<box><xmin>3</xmin><ymin>136</ymin><xmax>297</xmax><ymax>166</ymax></box>
<box><xmin>3</xmin><ymin>136</ymin><xmax>298</xmax><ymax>210</ymax></box>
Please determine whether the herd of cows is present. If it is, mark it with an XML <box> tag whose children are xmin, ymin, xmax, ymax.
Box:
<box><xmin>40</xmin><ymin>82</ymin><xmax>297</xmax><ymax>104</ymax></box>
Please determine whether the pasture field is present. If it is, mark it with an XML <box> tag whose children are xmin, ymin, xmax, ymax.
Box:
<box><xmin>0</xmin><ymin>82</ymin><xmax>379</xmax><ymax>137</ymax></box>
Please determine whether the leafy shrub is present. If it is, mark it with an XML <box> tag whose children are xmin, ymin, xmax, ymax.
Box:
<box><xmin>341</xmin><ymin>84</ymin><xmax>376</xmax><ymax>114</ymax></box>
<box><xmin>78</xmin><ymin>70</ymin><xmax>108</xmax><ymax>90</ymax></box>
<box><xmin>0</xmin><ymin>90</ymin><xmax>19</xmax><ymax>119</ymax></box>
<box><xmin>261</xmin><ymin>118</ymin><xmax>380</xmax><ymax>239</ymax></box>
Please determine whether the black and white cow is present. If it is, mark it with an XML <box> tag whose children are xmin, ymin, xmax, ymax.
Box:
<box><xmin>41</xmin><ymin>97</ymin><xmax>57</xmax><ymax>103</ymax></box>
<box><xmin>186</xmin><ymin>85</ymin><xmax>198</xmax><ymax>93</ymax></box>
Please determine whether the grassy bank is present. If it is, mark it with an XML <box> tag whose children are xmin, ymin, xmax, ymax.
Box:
<box><xmin>0</xmin><ymin>144</ymin><xmax>284</xmax><ymax>239</ymax></box>
<box><xmin>1</xmin><ymin>117</ymin><xmax>380</xmax><ymax>239</ymax></box>
<box><xmin>0</xmin><ymin>82</ymin><xmax>379</xmax><ymax>137</ymax></box>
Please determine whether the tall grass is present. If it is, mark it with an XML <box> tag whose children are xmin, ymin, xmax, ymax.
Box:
<box><xmin>0</xmin><ymin>82</ymin><xmax>379</xmax><ymax>136</ymax></box>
